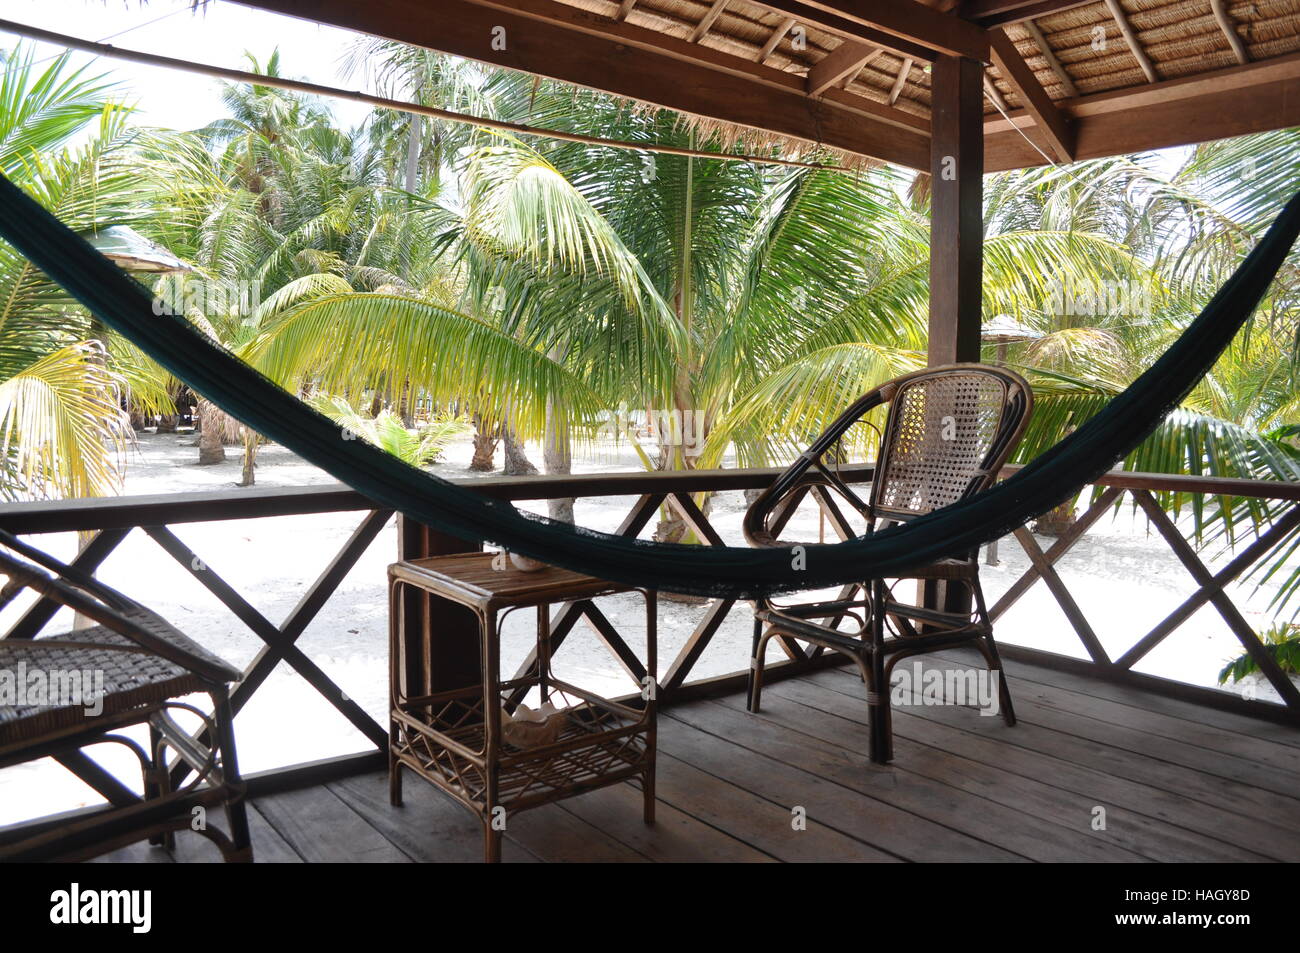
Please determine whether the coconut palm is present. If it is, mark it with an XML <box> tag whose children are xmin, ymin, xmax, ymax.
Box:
<box><xmin>239</xmin><ymin>53</ymin><xmax>1141</xmax><ymax>538</ymax></box>
<box><xmin>0</xmin><ymin>46</ymin><xmax>177</xmax><ymax>500</ymax></box>
<box><xmin>162</xmin><ymin>51</ymin><xmax>461</xmax><ymax>479</ymax></box>
<box><xmin>979</xmin><ymin>154</ymin><xmax>1300</xmax><ymax>616</ymax></box>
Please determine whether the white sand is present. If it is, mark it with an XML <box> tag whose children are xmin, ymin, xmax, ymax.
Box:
<box><xmin>2</xmin><ymin>429</ymin><xmax>1295</xmax><ymax>826</ymax></box>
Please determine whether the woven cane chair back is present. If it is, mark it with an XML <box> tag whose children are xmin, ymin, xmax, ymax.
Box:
<box><xmin>871</xmin><ymin>367</ymin><xmax>1031</xmax><ymax>522</ymax></box>
<box><xmin>742</xmin><ymin>364</ymin><xmax>1031</xmax><ymax>548</ymax></box>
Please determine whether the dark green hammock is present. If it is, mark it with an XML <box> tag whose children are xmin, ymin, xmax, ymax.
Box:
<box><xmin>1</xmin><ymin>172</ymin><xmax>1297</xmax><ymax>599</ymax></box>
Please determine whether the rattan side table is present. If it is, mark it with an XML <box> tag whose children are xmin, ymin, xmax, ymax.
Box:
<box><xmin>388</xmin><ymin>553</ymin><xmax>657</xmax><ymax>862</ymax></box>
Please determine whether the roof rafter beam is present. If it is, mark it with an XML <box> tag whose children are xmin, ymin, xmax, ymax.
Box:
<box><xmin>1022</xmin><ymin>19</ymin><xmax>1077</xmax><ymax>97</ymax></box>
<box><xmin>783</xmin><ymin>0</ymin><xmax>990</xmax><ymax>60</ymax></box>
<box><xmin>888</xmin><ymin>56</ymin><xmax>914</xmax><ymax>104</ymax></box>
<box><xmin>690</xmin><ymin>0</ymin><xmax>729</xmax><ymax>43</ymax></box>
<box><xmin>1210</xmin><ymin>0</ymin><xmax>1250</xmax><ymax>65</ymax></box>
<box><xmin>984</xmin><ymin>51</ymin><xmax>1300</xmax><ymax>169</ymax></box>
<box><xmin>748</xmin><ymin>0</ymin><xmax>969</xmax><ymax>62</ymax></box>
<box><xmin>758</xmin><ymin>16</ymin><xmax>797</xmax><ymax>61</ymax></box>
<box><xmin>983</xmin><ymin>73</ymin><xmax>1009</xmax><ymax>112</ymax></box>
<box><xmin>988</xmin><ymin>26</ymin><xmax>1074</xmax><ymax>160</ymax></box>
<box><xmin>1102</xmin><ymin>0</ymin><xmax>1158</xmax><ymax>83</ymax></box>
<box><xmin>229</xmin><ymin>0</ymin><xmax>932</xmax><ymax>168</ymax></box>
<box><xmin>806</xmin><ymin>40</ymin><xmax>881</xmax><ymax>95</ymax></box>
<box><xmin>615</xmin><ymin>0</ymin><xmax>637</xmax><ymax>22</ymax></box>
<box><xmin>959</xmin><ymin>0</ymin><xmax>1094</xmax><ymax>27</ymax></box>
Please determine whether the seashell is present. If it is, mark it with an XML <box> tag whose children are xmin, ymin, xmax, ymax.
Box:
<box><xmin>501</xmin><ymin>702</ymin><xmax>567</xmax><ymax>748</ymax></box>
<box><xmin>489</xmin><ymin>550</ymin><xmax>545</xmax><ymax>572</ymax></box>
<box><xmin>509</xmin><ymin>552</ymin><xmax>547</xmax><ymax>572</ymax></box>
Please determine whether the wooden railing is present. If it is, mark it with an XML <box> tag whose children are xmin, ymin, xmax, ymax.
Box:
<box><xmin>0</xmin><ymin>462</ymin><xmax>1296</xmax><ymax>795</ymax></box>
<box><xmin>991</xmin><ymin>465</ymin><xmax>1300</xmax><ymax>721</ymax></box>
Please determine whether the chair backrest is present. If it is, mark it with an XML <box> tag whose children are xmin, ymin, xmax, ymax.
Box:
<box><xmin>743</xmin><ymin>363</ymin><xmax>1032</xmax><ymax>547</ymax></box>
<box><xmin>870</xmin><ymin>365</ymin><xmax>1031</xmax><ymax>521</ymax></box>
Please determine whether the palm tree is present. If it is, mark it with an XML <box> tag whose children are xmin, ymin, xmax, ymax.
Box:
<box><xmin>0</xmin><ymin>46</ymin><xmax>176</xmax><ymax>500</ymax></box>
<box><xmin>165</xmin><ymin>50</ymin><xmax>453</xmax><ymax>480</ymax></box>
<box><xmin>980</xmin><ymin>154</ymin><xmax>1300</xmax><ymax>616</ymax></box>
<box><xmin>238</xmin><ymin>56</ymin><xmax>1133</xmax><ymax>537</ymax></box>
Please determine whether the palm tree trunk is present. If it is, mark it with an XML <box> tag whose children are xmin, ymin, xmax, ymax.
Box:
<box><xmin>502</xmin><ymin>425</ymin><xmax>538</xmax><ymax>476</ymax></box>
<box><xmin>399</xmin><ymin>379</ymin><xmax>414</xmax><ymax>428</ymax></box>
<box><xmin>544</xmin><ymin>397</ymin><xmax>573</xmax><ymax>522</ymax></box>
<box><xmin>238</xmin><ymin>428</ymin><xmax>259</xmax><ymax>487</ymax></box>
<box><xmin>470</xmin><ymin>413</ymin><xmax>498</xmax><ymax>471</ymax></box>
<box><xmin>196</xmin><ymin>398</ymin><xmax>226</xmax><ymax>465</ymax></box>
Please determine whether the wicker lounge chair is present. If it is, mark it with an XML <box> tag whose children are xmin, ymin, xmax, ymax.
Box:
<box><xmin>0</xmin><ymin>530</ymin><xmax>250</xmax><ymax>862</ymax></box>
<box><xmin>743</xmin><ymin>364</ymin><xmax>1033</xmax><ymax>763</ymax></box>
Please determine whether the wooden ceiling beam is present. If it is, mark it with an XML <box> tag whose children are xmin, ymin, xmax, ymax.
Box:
<box><xmin>453</xmin><ymin>0</ymin><xmax>928</xmax><ymax>134</ymax></box>
<box><xmin>888</xmin><ymin>57</ymin><xmax>914</xmax><ymax>104</ymax></box>
<box><xmin>229</xmin><ymin>0</ymin><xmax>932</xmax><ymax>168</ymax></box>
<box><xmin>985</xmin><ymin>51</ymin><xmax>1300</xmax><ymax>170</ymax></box>
<box><xmin>780</xmin><ymin>0</ymin><xmax>990</xmax><ymax>60</ymax></box>
<box><xmin>1022</xmin><ymin>19</ymin><xmax>1077</xmax><ymax>97</ymax></box>
<box><xmin>615</xmin><ymin>0</ymin><xmax>638</xmax><ymax>22</ymax></box>
<box><xmin>985</xmin><ymin>51</ymin><xmax>1300</xmax><ymax>127</ymax></box>
<box><xmin>983</xmin><ymin>73</ymin><xmax>1009</xmax><ymax>112</ymax></box>
<box><xmin>1210</xmin><ymin>0</ymin><xmax>1250</xmax><ymax>65</ymax></box>
<box><xmin>748</xmin><ymin>0</ymin><xmax>956</xmax><ymax>62</ymax></box>
<box><xmin>988</xmin><ymin>27</ymin><xmax>1074</xmax><ymax>161</ymax></box>
<box><xmin>959</xmin><ymin>0</ymin><xmax>1094</xmax><ymax>28</ymax></box>
<box><xmin>689</xmin><ymin>0</ymin><xmax>730</xmax><ymax>43</ymax></box>
<box><xmin>757</xmin><ymin>16</ymin><xmax>797</xmax><ymax>62</ymax></box>
<box><xmin>1103</xmin><ymin>0</ymin><xmax>1158</xmax><ymax>83</ymax></box>
<box><xmin>806</xmin><ymin>40</ymin><xmax>881</xmax><ymax>95</ymax></box>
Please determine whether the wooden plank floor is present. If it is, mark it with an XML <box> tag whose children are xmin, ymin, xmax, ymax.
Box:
<box><xmin>99</xmin><ymin>649</ymin><xmax>1300</xmax><ymax>863</ymax></box>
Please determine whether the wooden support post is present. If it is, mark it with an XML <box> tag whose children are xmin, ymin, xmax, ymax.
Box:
<box><xmin>396</xmin><ymin>514</ymin><xmax>484</xmax><ymax>695</ymax></box>
<box><xmin>927</xmin><ymin>54</ymin><xmax>985</xmax><ymax>366</ymax></box>
<box><xmin>926</xmin><ymin>54</ymin><xmax>984</xmax><ymax>617</ymax></box>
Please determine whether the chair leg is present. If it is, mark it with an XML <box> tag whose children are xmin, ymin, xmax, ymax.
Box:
<box><xmin>389</xmin><ymin>720</ymin><xmax>404</xmax><ymax>806</ymax></box>
<box><xmin>983</xmin><ymin>633</ymin><xmax>1016</xmax><ymax>727</ymax></box>
<box><xmin>212</xmin><ymin>690</ymin><xmax>252</xmax><ymax>862</ymax></box>
<box><xmin>484</xmin><ymin>823</ymin><xmax>502</xmax><ymax>863</ymax></box>
<box><xmin>866</xmin><ymin>663</ymin><xmax>893</xmax><ymax>763</ymax></box>
<box><xmin>747</xmin><ymin>615</ymin><xmax>765</xmax><ymax>713</ymax></box>
<box><xmin>145</xmin><ymin>723</ymin><xmax>172</xmax><ymax>849</ymax></box>
<box><xmin>867</xmin><ymin>580</ymin><xmax>893</xmax><ymax>764</ymax></box>
<box><xmin>972</xmin><ymin>579</ymin><xmax>1016</xmax><ymax>727</ymax></box>
<box><xmin>390</xmin><ymin>759</ymin><xmax>404</xmax><ymax>807</ymax></box>
<box><xmin>642</xmin><ymin>766</ymin><xmax>656</xmax><ymax>825</ymax></box>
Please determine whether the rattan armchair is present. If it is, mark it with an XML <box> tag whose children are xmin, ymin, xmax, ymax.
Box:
<box><xmin>0</xmin><ymin>530</ymin><xmax>251</xmax><ymax>862</ymax></box>
<box><xmin>743</xmin><ymin>364</ymin><xmax>1033</xmax><ymax>764</ymax></box>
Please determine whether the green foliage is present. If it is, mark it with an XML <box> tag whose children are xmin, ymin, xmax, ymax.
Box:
<box><xmin>0</xmin><ymin>45</ymin><xmax>185</xmax><ymax>499</ymax></box>
<box><xmin>309</xmin><ymin>394</ymin><xmax>469</xmax><ymax>467</ymax></box>
<box><xmin>1218</xmin><ymin>623</ymin><xmax>1300</xmax><ymax>685</ymax></box>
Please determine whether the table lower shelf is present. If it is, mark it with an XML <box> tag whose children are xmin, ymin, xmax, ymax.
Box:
<box><xmin>392</xmin><ymin>676</ymin><xmax>653</xmax><ymax>816</ymax></box>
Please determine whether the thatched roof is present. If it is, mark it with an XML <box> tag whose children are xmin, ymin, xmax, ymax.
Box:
<box><xmin>233</xmin><ymin>1</ymin><xmax>1300</xmax><ymax>171</ymax></box>
<box><xmin>573</xmin><ymin>0</ymin><xmax>1297</xmax><ymax>120</ymax></box>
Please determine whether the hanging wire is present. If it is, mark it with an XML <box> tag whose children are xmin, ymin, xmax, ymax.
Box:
<box><xmin>0</xmin><ymin>16</ymin><xmax>843</xmax><ymax>171</ymax></box>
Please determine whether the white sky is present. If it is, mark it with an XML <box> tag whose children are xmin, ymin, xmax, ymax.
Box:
<box><xmin>0</xmin><ymin>0</ymin><xmax>373</xmax><ymax>131</ymax></box>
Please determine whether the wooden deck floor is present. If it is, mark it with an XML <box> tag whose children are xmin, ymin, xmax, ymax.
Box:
<box><xmin>99</xmin><ymin>648</ymin><xmax>1300</xmax><ymax>863</ymax></box>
